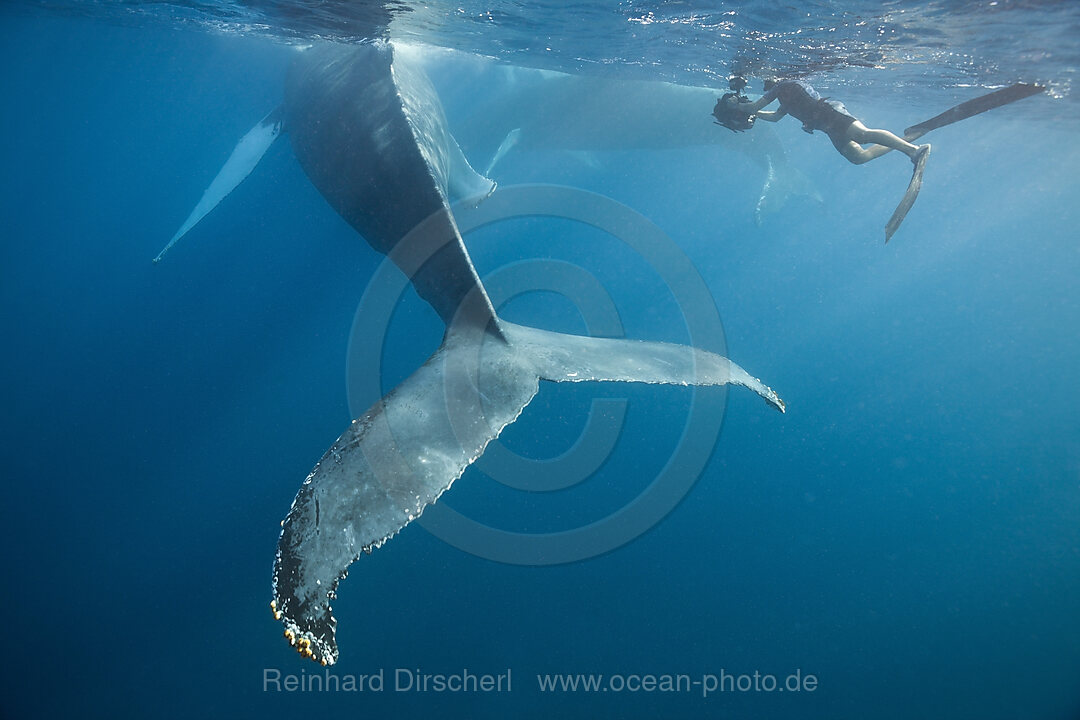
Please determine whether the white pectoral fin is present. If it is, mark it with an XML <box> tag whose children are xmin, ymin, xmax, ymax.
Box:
<box><xmin>754</xmin><ymin>154</ymin><xmax>823</xmax><ymax>225</ymax></box>
<box><xmin>566</xmin><ymin>150</ymin><xmax>602</xmax><ymax>170</ymax></box>
<box><xmin>483</xmin><ymin>127</ymin><xmax>522</xmax><ymax>176</ymax></box>
<box><xmin>153</xmin><ymin>106</ymin><xmax>283</xmax><ymax>263</ymax></box>
<box><xmin>754</xmin><ymin>155</ymin><xmax>777</xmax><ymax>226</ymax></box>
<box><xmin>446</xmin><ymin>131</ymin><xmax>496</xmax><ymax>206</ymax></box>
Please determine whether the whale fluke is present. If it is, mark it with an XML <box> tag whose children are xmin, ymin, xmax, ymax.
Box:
<box><xmin>273</xmin><ymin>318</ymin><xmax>782</xmax><ymax>665</ymax></box>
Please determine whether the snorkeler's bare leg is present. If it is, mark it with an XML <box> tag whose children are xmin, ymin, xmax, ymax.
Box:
<box><xmin>837</xmin><ymin>140</ymin><xmax>894</xmax><ymax>165</ymax></box>
<box><xmin>850</xmin><ymin>121</ymin><xmax>920</xmax><ymax>153</ymax></box>
<box><xmin>838</xmin><ymin>139</ymin><xmax>931</xmax><ymax>166</ymax></box>
<box><xmin>843</xmin><ymin>121</ymin><xmax>930</xmax><ymax>162</ymax></box>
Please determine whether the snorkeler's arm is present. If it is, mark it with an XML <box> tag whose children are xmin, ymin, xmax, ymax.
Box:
<box><xmin>754</xmin><ymin>108</ymin><xmax>786</xmax><ymax>122</ymax></box>
<box><xmin>740</xmin><ymin>86</ymin><xmax>781</xmax><ymax>114</ymax></box>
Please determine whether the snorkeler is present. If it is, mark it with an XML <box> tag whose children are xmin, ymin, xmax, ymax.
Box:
<box><xmin>714</xmin><ymin>75</ymin><xmax>931</xmax><ymax>241</ymax></box>
<box><xmin>712</xmin><ymin>76</ymin><xmax>1043</xmax><ymax>242</ymax></box>
<box><xmin>713</xmin><ymin>76</ymin><xmax>931</xmax><ymax>167</ymax></box>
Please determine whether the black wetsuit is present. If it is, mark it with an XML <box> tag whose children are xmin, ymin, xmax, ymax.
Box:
<box><xmin>759</xmin><ymin>80</ymin><xmax>857</xmax><ymax>148</ymax></box>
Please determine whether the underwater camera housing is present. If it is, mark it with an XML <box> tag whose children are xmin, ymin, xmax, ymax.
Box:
<box><xmin>712</xmin><ymin>90</ymin><xmax>756</xmax><ymax>132</ymax></box>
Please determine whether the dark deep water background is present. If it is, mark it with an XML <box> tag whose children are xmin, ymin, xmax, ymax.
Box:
<box><xmin>1</xmin><ymin>4</ymin><xmax>1079</xmax><ymax>719</ymax></box>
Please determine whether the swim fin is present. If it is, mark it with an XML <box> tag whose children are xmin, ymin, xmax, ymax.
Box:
<box><xmin>904</xmin><ymin>83</ymin><xmax>1044</xmax><ymax>142</ymax></box>
<box><xmin>885</xmin><ymin>144</ymin><xmax>930</xmax><ymax>243</ymax></box>
<box><xmin>883</xmin><ymin>83</ymin><xmax>1042</xmax><ymax>242</ymax></box>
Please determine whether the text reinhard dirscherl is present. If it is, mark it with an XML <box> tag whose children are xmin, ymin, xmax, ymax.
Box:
<box><xmin>263</xmin><ymin>668</ymin><xmax>511</xmax><ymax>693</ymax></box>
<box><xmin>262</xmin><ymin>668</ymin><xmax>819</xmax><ymax>698</ymax></box>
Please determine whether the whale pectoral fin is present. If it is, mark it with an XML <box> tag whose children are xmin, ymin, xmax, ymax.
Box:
<box><xmin>566</xmin><ymin>150</ymin><xmax>602</xmax><ymax>170</ymax></box>
<box><xmin>153</xmin><ymin>106</ymin><xmax>283</xmax><ymax>263</ymax></box>
<box><xmin>503</xmin><ymin>321</ymin><xmax>785</xmax><ymax>413</ymax></box>
<box><xmin>754</xmin><ymin>155</ymin><xmax>777</xmax><ymax>226</ymax></box>
<box><xmin>483</xmin><ymin>127</ymin><xmax>522</xmax><ymax>176</ymax></box>
<box><xmin>754</xmin><ymin>154</ymin><xmax>823</xmax><ymax>225</ymax></box>
<box><xmin>272</xmin><ymin>329</ymin><xmax>538</xmax><ymax>666</ymax></box>
<box><xmin>446</xmin><ymin>130</ymin><xmax>496</xmax><ymax>206</ymax></box>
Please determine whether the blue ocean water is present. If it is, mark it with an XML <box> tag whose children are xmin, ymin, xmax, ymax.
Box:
<box><xmin>1</xmin><ymin>2</ymin><xmax>1078</xmax><ymax>719</ymax></box>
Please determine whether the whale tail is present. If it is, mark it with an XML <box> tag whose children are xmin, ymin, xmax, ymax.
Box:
<box><xmin>262</xmin><ymin>41</ymin><xmax>785</xmax><ymax>667</ymax></box>
<box><xmin>153</xmin><ymin>106</ymin><xmax>283</xmax><ymax>263</ymax></box>
<box><xmin>273</xmin><ymin>317</ymin><xmax>783</xmax><ymax>665</ymax></box>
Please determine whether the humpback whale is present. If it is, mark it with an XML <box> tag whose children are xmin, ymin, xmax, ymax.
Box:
<box><xmin>154</xmin><ymin>45</ymin><xmax>821</xmax><ymax>259</ymax></box>
<box><xmin>412</xmin><ymin>47</ymin><xmax>822</xmax><ymax>224</ymax></box>
<box><xmin>271</xmin><ymin>41</ymin><xmax>783</xmax><ymax>666</ymax></box>
<box><xmin>159</xmin><ymin>41</ymin><xmax>784</xmax><ymax>666</ymax></box>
